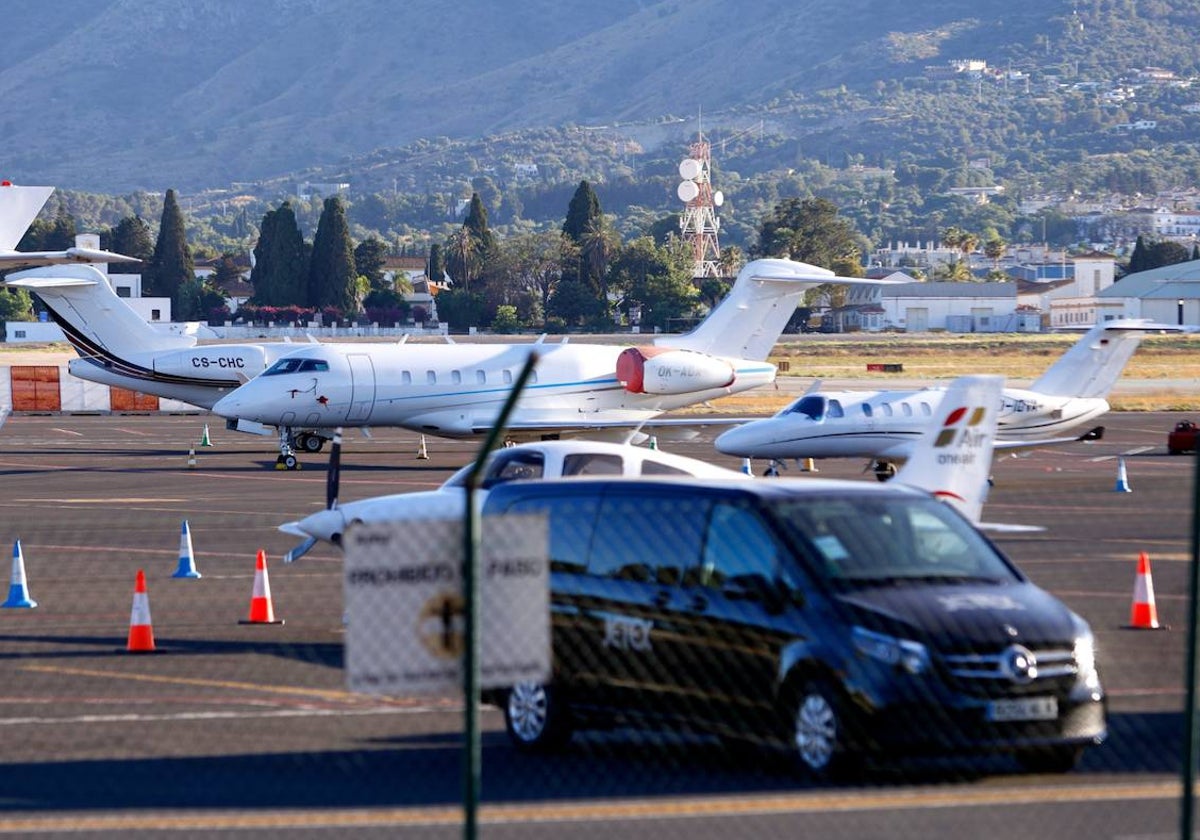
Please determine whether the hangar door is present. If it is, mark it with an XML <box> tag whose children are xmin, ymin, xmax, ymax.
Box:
<box><xmin>905</xmin><ymin>307</ymin><xmax>929</xmax><ymax>332</ymax></box>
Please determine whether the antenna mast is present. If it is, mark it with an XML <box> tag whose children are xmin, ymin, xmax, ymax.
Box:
<box><xmin>677</xmin><ymin>133</ymin><xmax>723</xmax><ymax>279</ymax></box>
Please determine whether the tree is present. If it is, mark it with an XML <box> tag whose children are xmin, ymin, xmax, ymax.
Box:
<box><xmin>252</xmin><ymin>202</ymin><xmax>308</xmax><ymax>306</ymax></box>
<box><xmin>106</xmin><ymin>215</ymin><xmax>154</xmax><ymax>265</ymax></box>
<box><xmin>496</xmin><ymin>230</ymin><xmax>570</xmax><ymax>328</ymax></box>
<box><xmin>1127</xmin><ymin>235</ymin><xmax>1149</xmax><ymax>275</ymax></box>
<box><xmin>609</xmin><ymin>237</ymin><xmax>699</xmax><ymax>331</ymax></box>
<box><xmin>354</xmin><ymin>237</ymin><xmax>390</xmax><ymax>290</ymax></box>
<box><xmin>557</xmin><ymin>181</ymin><xmax>613</xmax><ymax>325</ymax></box>
<box><xmin>0</xmin><ymin>287</ymin><xmax>34</xmax><ymax>321</ymax></box>
<box><xmin>427</xmin><ymin>242</ymin><xmax>446</xmax><ymax>286</ymax></box>
<box><xmin>755</xmin><ymin>198</ymin><xmax>863</xmax><ymax>311</ymax></box>
<box><xmin>307</xmin><ymin>197</ymin><xmax>358</xmax><ymax>316</ymax></box>
<box><xmin>45</xmin><ymin>203</ymin><xmax>77</xmax><ymax>251</ymax></box>
<box><xmin>145</xmin><ymin>189</ymin><xmax>197</xmax><ymax>317</ymax></box>
<box><xmin>445</xmin><ymin>192</ymin><xmax>499</xmax><ymax>294</ymax></box>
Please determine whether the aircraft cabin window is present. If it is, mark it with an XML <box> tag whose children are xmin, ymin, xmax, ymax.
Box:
<box><xmin>862</xmin><ymin>404</ymin><xmax>873</xmax><ymax>418</ymax></box>
<box><xmin>451</xmin><ymin>370</ymin><xmax>462</xmax><ymax>385</ymax></box>
<box><xmin>901</xmin><ymin>403</ymin><xmax>913</xmax><ymax>417</ymax></box>
<box><xmin>641</xmin><ymin>461</ymin><xmax>691</xmax><ymax>476</ymax></box>
<box><xmin>827</xmin><ymin>400</ymin><xmax>844</xmax><ymax>418</ymax></box>
<box><xmin>401</xmin><ymin>371</ymin><xmax>412</xmax><ymax>385</ymax></box>
<box><xmin>503</xmin><ymin>370</ymin><xmax>513</xmax><ymax>384</ymax></box>
<box><xmin>921</xmin><ymin>402</ymin><xmax>933</xmax><ymax>416</ymax></box>
<box><xmin>426</xmin><ymin>370</ymin><xmax>436</xmax><ymax>384</ymax></box>
<box><xmin>562</xmin><ymin>454</ymin><xmax>623</xmax><ymax>476</ymax></box>
<box><xmin>476</xmin><ymin>370</ymin><xmax>486</xmax><ymax>385</ymax></box>
<box><xmin>881</xmin><ymin>403</ymin><xmax>893</xmax><ymax>417</ymax></box>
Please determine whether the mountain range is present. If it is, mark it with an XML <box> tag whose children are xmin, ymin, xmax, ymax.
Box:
<box><xmin>8</xmin><ymin>0</ymin><xmax>1185</xmax><ymax>194</ymax></box>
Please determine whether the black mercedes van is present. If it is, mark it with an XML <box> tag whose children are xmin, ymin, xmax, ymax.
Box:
<box><xmin>481</xmin><ymin>477</ymin><xmax>1106</xmax><ymax>777</ymax></box>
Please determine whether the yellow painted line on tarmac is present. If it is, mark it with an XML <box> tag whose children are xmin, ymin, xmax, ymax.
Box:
<box><xmin>0</xmin><ymin>780</ymin><xmax>1180</xmax><ymax>833</ymax></box>
<box><xmin>20</xmin><ymin>664</ymin><xmax>407</xmax><ymax>707</ymax></box>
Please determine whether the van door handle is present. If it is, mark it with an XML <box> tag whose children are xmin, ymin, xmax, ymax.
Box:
<box><xmin>653</xmin><ymin>590</ymin><xmax>671</xmax><ymax>608</ymax></box>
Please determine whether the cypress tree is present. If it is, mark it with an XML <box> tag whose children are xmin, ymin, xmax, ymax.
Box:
<box><xmin>146</xmin><ymin>189</ymin><xmax>196</xmax><ymax>315</ymax></box>
<box><xmin>249</xmin><ymin>207</ymin><xmax>278</xmax><ymax>304</ymax></box>
<box><xmin>428</xmin><ymin>242</ymin><xmax>445</xmax><ymax>284</ymax></box>
<box><xmin>1127</xmin><ymin>235</ymin><xmax>1147</xmax><ymax>275</ymax></box>
<box><xmin>269</xmin><ymin>202</ymin><xmax>307</xmax><ymax>305</ymax></box>
<box><xmin>307</xmin><ymin>197</ymin><xmax>358</xmax><ymax>315</ymax></box>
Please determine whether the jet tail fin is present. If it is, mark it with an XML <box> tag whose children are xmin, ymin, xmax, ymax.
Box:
<box><xmin>1030</xmin><ymin>319</ymin><xmax>1180</xmax><ymax>399</ymax></box>
<box><xmin>655</xmin><ymin>258</ymin><xmax>895</xmax><ymax>361</ymax></box>
<box><xmin>894</xmin><ymin>374</ymin><xmax>1004</xmax><ymax>524</ymax></box>
<box><xmin>4</xmin><ymin>264</ymin><xmax>195</xmax><ymax>361</ymax></box>
<box><xmin>0</xmin><ymin>185</ymin><xmax>54</xmax><ymax>252</ymax></box>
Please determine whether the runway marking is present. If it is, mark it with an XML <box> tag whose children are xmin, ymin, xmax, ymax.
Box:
<box><xmin>115</xmin><ymin>427</ymin><xmax>153</xmax><ymax>436</ymax></box>
<box><xmin>21</xmin><ymin>664</ymin><xmax>412</xmax><ymax>706</ymax></box>
<box><xmin>0</xmin><ymin>780</ymin><xmax>1179</xmax><ymax>833</ymax></box>
<box><xmin>11</xmin><ymin>498</ymin><xmax>188</xmax><ymax>504</ymax></box>
<box><xmin>0</xmin><ymin>706</ymin><xmax>442</xmax><ymax>727</ymax></box>
<box><xmin>51</xmin><ymin>428</ymin><xmax>84</xmax><ymax>437</ymax></box>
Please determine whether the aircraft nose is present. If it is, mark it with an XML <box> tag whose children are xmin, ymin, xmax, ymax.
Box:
<box><xmin>715</xmin><ymin>423</ymin><xmax>758</xmax><ymax>456</ymax></box>
<box><xmin>281</xmin><ymin>508</ymin><xmax>347</xmax><ymax>544</ymax></box>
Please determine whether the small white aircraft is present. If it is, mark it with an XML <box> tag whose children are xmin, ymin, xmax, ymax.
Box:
<box><xmin>7</xmin><ymin>257</ymin><xmax>889</xmax><ymax>468</ymax></box>
<box><xmin>0</xmin><ymin>183</ymin><xmax>139</xmax><ymax>268</ymax></box>
<box><xmin>715</xmin><ymin>319</ymin><xmax>1175</xmax><ymax>477</ymax></box>
<box><xmin>279</xmin><ymin>373</ymin><xmax>1007</xmax><ymax>560</ymax></box>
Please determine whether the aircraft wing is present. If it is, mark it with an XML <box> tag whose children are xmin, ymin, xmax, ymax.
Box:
<box><xmin>994</xmin><ymin>426</ymin><xmax>1104</xmax><ymax>452</ymax></box>
<box><xmin>494</xmin><ymin>415</ymin><xmax>759</xmax><ymax>443</ymax></box>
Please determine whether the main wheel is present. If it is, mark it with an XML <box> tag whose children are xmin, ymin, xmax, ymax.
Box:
<box><xmin>787</xmin><ymin>680</ymin><xmax>861</xmax><ymax>780</ymax></box>
<box><xmin>298</xmin><ymin>434</ymin><xmax>325</xmax><ymax>453</ymax></box>
<box><xmin>505</xmin><ymin>681</ymin><xmax>572</xmax><ymax>753</ymax></box>
<box><xmin>873</xmin><ymin>461</ymin><xmax>896</xmax><ymax>482</ymax></box>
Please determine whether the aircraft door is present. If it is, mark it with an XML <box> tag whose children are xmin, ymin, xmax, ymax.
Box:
<box><xmin>346</xmin><ymin>354</ymin><xmax>377</xmax><ymax>423</ymax></box>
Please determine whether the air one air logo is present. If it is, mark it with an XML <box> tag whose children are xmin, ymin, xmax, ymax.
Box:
<box><xmin>933</xmin><ymin>404</ymin><xmax>989</xmax><ymax>465</ymax></box>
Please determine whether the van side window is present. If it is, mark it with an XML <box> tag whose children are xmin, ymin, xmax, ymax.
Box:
<box><xmin>589</xmin><ymin>494</ymin><xmax>710</xmax><ymax>585</ymax></box>
<box><xmin>502</xmin><ymin>495</ymin><xmax>598</xmax><ymax>574</ymax></box>
<box><xmin>562</xmin><ymin>454</ymin><xmax>623</xmax><ymax>476</ymax></box>
<box><xmin>695</xmin><ymin>503</ymin><xmax>777</xmax><ymax>589</ymax></box>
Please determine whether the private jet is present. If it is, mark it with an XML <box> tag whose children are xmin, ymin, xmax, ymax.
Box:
<box><xmin>0</xmin><ymin>183</ymin><xmax>139</xmax><ymax>268</ymax></box>
<box><xmin>715</xmin><ymin>319</ymin><xmax>1176</xmax><ymax>477</ymax></box>
<box><xmin>7</xmin><ymin>258</ymin><xmax>890</xmax><ymax>468</ymax></box>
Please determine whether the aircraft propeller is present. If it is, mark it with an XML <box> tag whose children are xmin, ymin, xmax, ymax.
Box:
<box><xmin>283</xmin><ymin>427</ymin><xmax>342</xmax><ymax>563</ymax></box>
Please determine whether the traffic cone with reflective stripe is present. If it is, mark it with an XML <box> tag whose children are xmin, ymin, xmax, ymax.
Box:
<box><xmin>199</xmin><ymin>423</ymin><xmax>213</xmax><ymax>447</ymax></box>
<box><xmin>2</xmin><ymin>540</ymin><xmax>37</xmax><ymax>609</ymax></box>
<box><xmin>186</xmin><ymin>448</ymin><xmax>197</xmax><ymax>469</ymax></box>
<box><xmin>1114</xmin><ymin>456</ymin><xmax>1132</xmax><ymax>492</ymax></box>
<box><xmin>1125</xmin><ymin>551</ymin><xmax>1166</xmax><ymax>630</ymax></box>
<box><xmin>172</xmin><ymin>519</ymin><xmax>201</xmax><ymax>579</ymax></box>
<box><xmin>127</xmin><ymin>569</ymin><xmax>156</xmax><ymax>652</ymax></box>
<box><xmin>240</xmin><ymin>550</ymin><xmax>284</xmax><ymax>625</ymax></box>
<box><xmin>416</xmin><ymin>435</ymin><xmax>429</xmax><ymax>460</ymax></box>
<box><xmin>741</xmin><ymin>458</ymin><xmax>753</xmax><ymax>475</ymax></box>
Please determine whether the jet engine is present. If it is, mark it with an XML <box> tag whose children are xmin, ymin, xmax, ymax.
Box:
<box><xmin>152</xmin><ymin>346</ymin><xmax>269</xmax><ymax>379</ymax></box>
<box><xmin>616</xmin><ymin>346</ymin><xmax>736</xmax><ymax>395</ymax></box>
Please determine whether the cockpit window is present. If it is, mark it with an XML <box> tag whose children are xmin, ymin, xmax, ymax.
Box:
<box><xmin>264</xmin><ymin>358</ymin><xmax>329</xmax><ymax>375</ymax></box>
<box><xmin>481</xmin><ymin>451</ymin><xmax>545</xmax><ymax>487</ymax></box>
<box><xmin>782</xmin><ymin>395</ymin><xmax>827</xmax><ymax>421</ymax></box>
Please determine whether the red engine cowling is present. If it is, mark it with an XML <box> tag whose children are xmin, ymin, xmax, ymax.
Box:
<box><xmin>617</xmin><ymin>346</ymin><xmax>736</xmax><ymax>395</ymax></box>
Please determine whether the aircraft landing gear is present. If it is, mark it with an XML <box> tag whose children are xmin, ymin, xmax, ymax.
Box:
<box><xmin>275</xmin><ymin>427</ymin><xmax>302</xmax><ymax>471</ymax></box>
<box><xmin>764</xmin><ymin>460</ymin><xmax>784</xmax><ymax>478</ymax></box>
<box><xmin>295</xmin><ymin>432</ymin><xmax>326</xmax><ymax>453</ymax></box>
<box><xmin>872</xmin><ymin>460</ymin><xmax>896</xmax><ymax>482</ymax></box>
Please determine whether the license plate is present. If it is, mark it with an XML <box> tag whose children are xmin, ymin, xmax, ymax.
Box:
<box><xmin>987</xmin><ymin>696</ymin><xmax>1058</xmax><ymax>722</ymax></box>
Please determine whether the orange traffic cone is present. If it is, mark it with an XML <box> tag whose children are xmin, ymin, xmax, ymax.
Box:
<box><xmin>1126</xmin><ymin>551</ymin><xmax>1166</xmax><ymax>630</ymax></box>
<box><xmin>239</xmin><ymin>550</ymin><xmax>284</xmax><ymax>625</ymax></box>
<box><xmin>127</xmin><ymin>569</ymin><xmax>157</xmax><ymax>652</ymax></box>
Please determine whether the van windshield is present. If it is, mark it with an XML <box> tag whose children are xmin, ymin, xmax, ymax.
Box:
<box><xmin>768</xmin><ymin>496</ymin><xmax>1021</xmax><ymax>588</ymax></box>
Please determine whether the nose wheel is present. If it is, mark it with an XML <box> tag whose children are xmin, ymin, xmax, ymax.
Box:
<box><xmin>275</xmin><ymin>428</ymin><xmax>303</xmax><ymax>471</ymax></box>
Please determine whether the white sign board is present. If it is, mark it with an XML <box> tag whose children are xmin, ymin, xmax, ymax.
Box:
<box><xmin>344</xmin><ymin>515</ymin><xmax>549</xmax><ymax>696</ymax></box>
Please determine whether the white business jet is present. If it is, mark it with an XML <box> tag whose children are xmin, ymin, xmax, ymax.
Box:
<box><xmin>6</xmin><ymin>256</ymin><xmax>887</xmax><ymax>468</ymax></box>
<box><xmin>206</xmin><ymin>258</ymin><xmax>888</xmax><ymax>467</ymax></box>
<box><xmin>715</xmin><ymin>319</ymin><xmax>1175</xmax><ymax>477</ymax></box>
<box><xmin>277</xmin><ymin>374</ymin><xmax>1005</xmax><ymax>561</ymax></box>
<box><xmin>0</xmin><ymin>183</ymin><xmax>139</xmax><ymax>268</ymax></box>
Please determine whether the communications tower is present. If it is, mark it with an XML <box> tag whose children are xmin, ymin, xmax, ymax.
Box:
<box><xmin>677</xmin><ymin>136</ymin><xmax>724</xmax><ymax>279</ymax></box>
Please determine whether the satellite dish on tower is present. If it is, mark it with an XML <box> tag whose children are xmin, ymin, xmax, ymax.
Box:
<box><xmin>677</xmin><ymin>180</ymin><xmax>699</xmax><ymax>202</ymax></box>
<box><xmin>713</xmin><ymin>190</ymin><xmax>724</xmax><ymax>207</ymax></box>
<box><xmin>678</xmin><ymin>158</ymin><xmax>702</xmax><ymax>180</ymax></box>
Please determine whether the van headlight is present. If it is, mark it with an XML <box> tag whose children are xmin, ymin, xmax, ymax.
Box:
<box><xmin>852</xmin><ymin>626</ymin><xmax>930</xmax><ymax>675</ymax></box>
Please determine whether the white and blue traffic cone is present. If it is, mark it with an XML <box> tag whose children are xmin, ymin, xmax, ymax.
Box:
<box><xmin>3</xmin><ymin>540</ymin><xmax>37</xmax><ymax>608</ymax></box>
<box><xmin>172</xmin><ymin>520</ymin><xmax>202</xmax><ymax>579</ymax></box>
<box><xmin>1114</xmin><ymin>456</ymin><xmax>1132</xmax><ymax>493</ymax></box>
<box><xmin>741</xmin><ymin>458</ymin><xmax>753</xmax><ymax>476</ymax></box>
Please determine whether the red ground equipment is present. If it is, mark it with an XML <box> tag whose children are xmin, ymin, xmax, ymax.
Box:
<box><xmin>1168</xmin><ymin>420</ymin><xmax>1199</xmax><ymax>455</ymax></box>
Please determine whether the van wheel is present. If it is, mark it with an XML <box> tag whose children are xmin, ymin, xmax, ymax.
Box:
<box><xmin>1015</xmin><ymin>745</ymin><xmax>1083</xmax><ymax>773</ymax></box>
<box><xmin>505</xmin><ymin>681</ymin><xmax>572</xmax><ymax>753</ymax></box>
<box><xmin>787</xmin><ymin>680</ymin><xmax>861</xmax><ymax>780</ymax></box>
